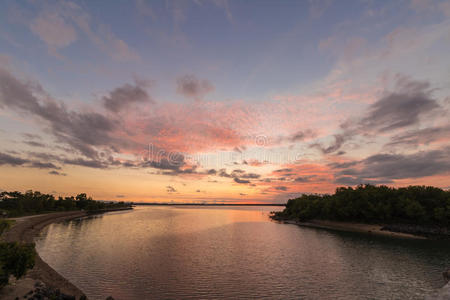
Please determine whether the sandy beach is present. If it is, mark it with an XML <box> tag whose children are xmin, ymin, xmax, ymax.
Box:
<box><xmin>1</xmin><ymin>211</ymin><xmax>89</xmax><ymax>299</ymax></box>
<box><xmin>282</xmin><ymin>219</ymin><xmax>427</xmax><ymax>239</ymax></box>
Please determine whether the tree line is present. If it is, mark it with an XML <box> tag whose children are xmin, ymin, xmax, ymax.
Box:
<box><xmin>273</xmin><ymin>185</ymin><xmax>450</xmax><ymax>227</ymax></box>
<box><xmin>0</xmin><ymin>191</ymin><xmax>131</xmax><ymax>217</ymax></box>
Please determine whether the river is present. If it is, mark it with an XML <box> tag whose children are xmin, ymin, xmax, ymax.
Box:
<box><xmin>35</xmin><ymin>206</ymin><xmax>450</xmax><ymax>299</ymax></box>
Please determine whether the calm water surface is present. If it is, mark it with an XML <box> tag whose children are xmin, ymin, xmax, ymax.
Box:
<box><xmin>35</xmin><ymin>206</ymin><xmax>450</xmax><ymax>299</ymax></box>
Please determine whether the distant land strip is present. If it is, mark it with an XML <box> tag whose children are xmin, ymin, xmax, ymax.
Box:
<box><xmin>132</xmin><ymin>203</ymin><xmax>286</xmax><ymax>206</ymax></box>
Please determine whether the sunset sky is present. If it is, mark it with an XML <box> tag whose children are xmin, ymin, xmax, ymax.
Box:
<box><xmin>0</xmin><ymin>0</ymin><xmax>449</xmax><ymax>203</ymax></box>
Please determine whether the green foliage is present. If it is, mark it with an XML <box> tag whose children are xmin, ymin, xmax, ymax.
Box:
<box><xmin>0</xmin><ymin>191</ymin><xmax>131</xmax><ymax>217</ymax></box>
<box><xmin>0</xmin><ymin>242</ymin><xmax>36</xmax><ymax>288</ymax></box>
<box><xmin>275</xmin><ymin>185</ymin><xmax>450</xmax><ymax>227</ymax></box>
<box><xmin>0</xmin><ymin>219</ymin><xmax>14</xmax><ymax>236</ymax></box>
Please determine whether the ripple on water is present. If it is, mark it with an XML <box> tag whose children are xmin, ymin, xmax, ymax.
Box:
<box><xmin>35</xmin><ymin>206</ymin><xmax>450</xmax><ymax>300</ymax></box>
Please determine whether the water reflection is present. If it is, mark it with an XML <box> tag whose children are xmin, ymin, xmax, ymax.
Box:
<box><xmin>36</xmin><ymin>206</ymin><xmax>450</xmax><ymax>299</ymax></box>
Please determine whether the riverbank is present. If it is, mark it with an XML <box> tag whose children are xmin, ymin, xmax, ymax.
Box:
<box><xmin>277</xmin><ymin>218</ymin><xmax>427</xmax><ymax>239</ymax></box>
<box><xmin>0</xmin><ymin>208</ymin><xmax>132</xmax><ymax>299</ymax></box>
<box><xmin>274</xmin><ymin>217</ymin><xmax>450</xmax><ymax>297</ymax></box>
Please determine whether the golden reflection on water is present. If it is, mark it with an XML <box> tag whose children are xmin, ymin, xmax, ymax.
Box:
<box><xmin>36</xmin><ymin>206</ymin><xmax>450</xmax><ymax>300</ymax></box>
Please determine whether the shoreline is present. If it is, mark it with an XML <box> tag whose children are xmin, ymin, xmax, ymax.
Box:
<box><xmin>1</xmin><ymin>208</ymin><xmax>132</xmax><ymax>299</ymax></box>
<box><xmin>277</xmin><ymin>218</ymin><xmax>450</xmax><ymax>296</ymax></box>
<box><xmin>279</xmin><ymin>219</ymin><xmax>427</xmax><ymax>239</ymax></box>
<box><xmin>1</xmin><ymin>207</ymin><xmax>447</xmax><ymax>298</ymax></box>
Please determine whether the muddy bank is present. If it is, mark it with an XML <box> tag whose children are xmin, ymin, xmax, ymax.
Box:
<box><xmin>1</xmin><ymin>211</ymin><xmax>88</xmax><ymax>298</ymax></box>
<box><xmin>275</xmin><ymin>218</ymin><xmax>427</xmax><ymax>239</ymax></box>
<box><xmin>1</xmin><ymin>208</ymin><xmax>132</xmax><ymax>299</ymax></box>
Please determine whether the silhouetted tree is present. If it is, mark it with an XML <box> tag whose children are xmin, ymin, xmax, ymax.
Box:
<box><xmin>274</xmin><ymin>185</ymin><xmax>450</xmax><ymax>227</ymax></box>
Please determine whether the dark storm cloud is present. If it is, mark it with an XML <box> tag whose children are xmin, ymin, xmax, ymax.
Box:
<box><xmin>22</xmin><ymin>133</ymin><xmax>41</xmax><ymax>140</ymax></box>
<box><xmin>62</xmin><ymin>158</ymin><xmax>107</xmax><ymax>169</ymax></box>
<box><xmin>282</xmin><ymin>173</ymin><xmax>295</xmax><ymax>177</ymax></box>
<box><xmin>274</xmin><ymin>186</ymin><xmax>288</xmax><ymax>191</ymax></box>
<box><xmin>51</xmin><ymin>110</ymin><xmax>117</xmax><ymax>158</ymax></box>
<box><xmin>288</xmin><ymin>129</ymin><xmax>317</xmax><ymax>142</ymax></box>
<box><xmin>327</xmin><ymin>161</ymin><xmax>359</xmax><ymax>169</ymax></box>
<box><xmin>63</xmin><ymin>155</ymin><xmax>188</xmax><ymax>172</ymax></box>
<box><xmin>27</xmin><ymin>152</ymin><xmax>63</xmax><ymax>161</ymax></box>
<box><xmin>25</xmin><ymin>150</ymin><xmax>187</xmax><ymax>172</ymax></box>
<box><xmin>0</xmin><ymin>67</ymin><xmax>117</xmax><ymax>159</ymax></box>
<box><xmin>0</xmin><ymin>69</ymin><xmax>42</xmax><ymax>112</ymax></box>
<box><xmin>207</xmin><ymin>169</ymin><xmax>217</xmax><ymax>175</ymax></box>
<box><xmin>166</xmin><ymin>186</ymin><xmax>177</xmax><ymax>193</ymax></box>
<box><xmin>240</xmin><ymin>173</ymin><xmax>261</xmax><ymax>179</ymax></box>
<box><xmin>217</xmin><ymin>169</ymin><xmax>261</xmax><ymax>183</ymax></box>
<box><xmin>231</xmin><ymin>169</ymin><xmax>260</xmax><ymax>179</ymax></box>
<box><xmin>272</xmin><ymin>129</ymin><xmax>317</xmax><ymax>146</ymax></box>
<box><xmin>49</xmin><ymin>170</ymin><xmax>67</xmax><ymax>176</ymax></box>
<box><xmin>334</xmin><ymin>176</ymin><xmax>392</xmax><ymax>186</ymax></box>
<box><xmin>30</xmin><ymin>161</ymin><xmax>61</xmax><ymax>169</ymax></box>
<box><xmin>144</xmin><ymin>159</ymin><xmax>220</xmax><ymax>177</ymax></box>
<box><xmin>173</xmin><ymin>166</ymin><xmax>197</xmax><ymax>174</ymax></box>
<box><xmin>310</xmin><ymin>77</ymin><xmax>442</xmax><ymax>155</ymax></box>
<box><xmin>0</xmin><ymin>152</ymin><xmax>61</xmax><ymax>169</ymax></box>
<box><xmin>218</xmin><ymin>168</ymin><xmax>232</xmax><ymax>178</ymax></box>
<box><xmin>162</xmin><ymin>166</ymin><xmax>218</xmax><ymax>176</ymax></box>
<box><xmin>294</xmin><ymin>176</ymin><xmax>314</xmax><ymax>182</ymax></box>
<box><xmin>140</xmin><ymin>153</ymin><xmax>204</xmax><ymax>176</ymax></box>
<box><xmin>0</xmin><ymin>152</ymin><xmax>28</xmax><ymax>166</ymax></box>
<box><xmin>102</xmin><ymin>81</ymin><xmax>152</xmax><ymax>113</ymax></box>
<box><xmin>310</xmin><ymin>134</ymin><xmax>347</xmax><ymax>154</ymax></box>
<box><xmin>274</xmin><ymin>168</ymin><xmax>293</xmax><ymax>173</ymax></box>
<box><xmin>22</xmin><ymin>133</ymin><xmax>45</xmax><ymax>147</ymax></box>
<box><xmin>176</xmin><ymin>74</ymin><xmax>214</xmax><ymax>99</ymax></box>
<box><xmin>233</xmin><ymin>177</ymin><xmax>250</xmax><ymax>184</ymax></box>
<box><xmin>361</xmin><ymin>149</ymin><xmax>450</xmax><ymax>178</ymax></box>
<box><xmin>23</xmin><ymin>140</ymin><xmax>46</xmax><ymax>147</ymax></box>
<box><xmin>358</xmin><ymin>77</ymin><xmax>439</xmax><ymax>133</ymax></box>
<box><xmin>386</xmin><ymin>125</ymin><xmax>450</xmax><ymax>147</ymax></box>
<box><xmin>141</xmin><ymin>157</ymin><xmax>185</xmax><ymax>171</ymax></box>
<box><xmin>334</xmin><ymin>147</ymin><xmax>450</xmax><ymax>185</ymax></box>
